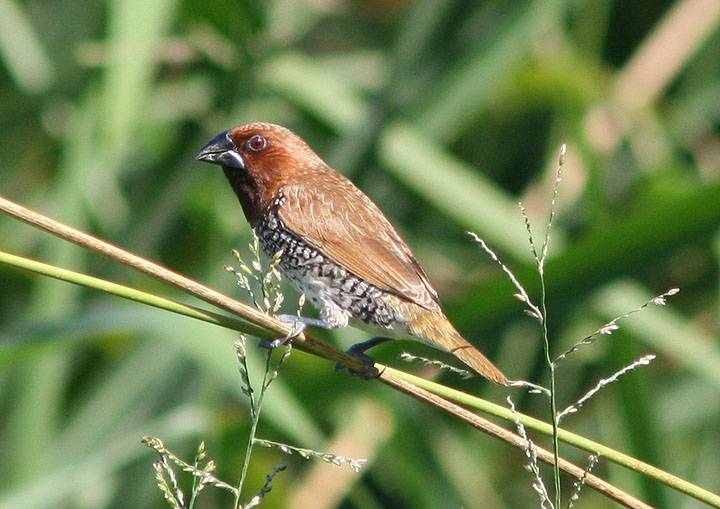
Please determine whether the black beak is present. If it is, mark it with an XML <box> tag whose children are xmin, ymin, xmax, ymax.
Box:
<box><xmin>196</xmin><ymin>130</ymin><xmax>246</xmax><ymax>169</ymax></box>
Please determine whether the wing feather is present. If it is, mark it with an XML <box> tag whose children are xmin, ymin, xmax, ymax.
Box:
<box><xmin>278</xmin><ymin>175</ymin><xmax>441</xmax><ymax>312</ymax></box>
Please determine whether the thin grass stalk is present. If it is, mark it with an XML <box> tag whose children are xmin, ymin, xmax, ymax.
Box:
<box><xmin>539</xmin><ymin>145</ymin><xmax>566</xmax><ymax>507</ymax></box>
<box><xmin>2</xmin><ymin>239</ymin><xmax>717</xmax><ymax>506</ymax></box>
<box><xmin>236</xmin><ymin>381</ymin><xmax>263</xmax><ymax>507</ymax></box>
<box><xmin>236</xmin><ymin>349</ymin><xmax>276</xmax><ymax>505</ymax></box>
<box><xmin>3</xmin><ymin>193</ymin><xmax>719</xmax><ymax>507</ymax></box>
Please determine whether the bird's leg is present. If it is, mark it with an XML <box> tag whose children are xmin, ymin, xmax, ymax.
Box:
<box><xmin>335</xmin><ymin>336</ymin><xmax>392</xmax><ymax>379</ymax></box>
<box><xmin>277</xmin><ymin>314</ymin><xmax>338</xmax><ymax>330</ymax></box>
<box><xmin>259</xmin><ymin>314</ymin><xmax>337</xmax><ymax>349</ymax></box>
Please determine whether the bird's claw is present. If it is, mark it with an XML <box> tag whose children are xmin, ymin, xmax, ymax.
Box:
<box><xmin>334</xmin><ymin>352</ymin><xmax>381</xmax><ymax>380</ymax></box>
<box><xmin>260</xmin><ymin>315</ymin><xmax>307</xmax><ymax>349</ymax></box>
<box><xmin>259</xmin><ymin>338</ymin><xmax>284</xmax><ymax>349</ymax></box>
<box><xmin>277</xmin><ymin>314</ymin><xmax>308</xmax><ymax>335</ymax></box>
<box><xmin>334</xmin><ymin>337</ymin><xmax>391</xmax><ymax>380</ymax></box>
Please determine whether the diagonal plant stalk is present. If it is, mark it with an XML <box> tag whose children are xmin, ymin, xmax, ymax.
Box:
<box><xmin>0</xmin><ymin>194</ymin><xmax>357</xmax><ymax>370</ymax></box>
<box><xmin>0</xmin><ymin>251</ymin><xmax>265</xmax><ymax>337</ymax></box>
<box><xmin>0</xmin><ymin>242</ymin><xmax>694</xmax><ymax>496</ymax></box>
<box><xmin>2</xmin><ymin>193</ymin><xmax>720</xmax><ymax>508</ymax></box>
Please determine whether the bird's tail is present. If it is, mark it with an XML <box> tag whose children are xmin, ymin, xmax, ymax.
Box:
<box><xmin>449</xmin><ymin>339</ymin><xmax>509</xmax><ymax>386</ymax></box>
<box><xmin>411</xmin><ymin>311</ymin><xmax>509</xmax><ymax>386</ymax></box>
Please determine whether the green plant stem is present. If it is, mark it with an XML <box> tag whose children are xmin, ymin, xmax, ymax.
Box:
<box><xmin>4</xmin><ymin>249</ymin><xmax>716</xmax><ymax>508</ymax></box>
<box><xmin>540</xmin><ymin>292</ymin><xmax>561</xmax><ymax>507</ymax></box>
<box><xmin>0</xmin><ymin>194</ymin><xmax>369</xmax><ymax>374</ymax></box>
<box><xmin>543</xmin><ymin>326</ymin><xmax>561</xmax><ymax>508</ymax></box>
<box><xmin>0</xmin><ymin>256</ymin><xmax>677</xmax><ymax>508</ymax></box>
<box><xmin>2</xmin><ymin>195</ymin><xmax>718</xmax><ymax>507</ymax></box>
<box><xmin>0</xmin><ymin>250</ymin><xmax>268</xmax><ymax>338</ymax></box>
<box><xmin>380</xmin><ymin>368</ymin><xmax>650</xmax><ymax>509</ymax></box>
<box><xmin>0</xmin><ymin>254</ymin><xmax>652</xmax><ymax>508</ymax></box>
<box><xmin>385</xmin><ymin>367</ymin><xmax>720</xmax><ymax>508</ymax></box>
<box><xmin>236</xmin><ymin>391</ymin><xmax>262</xmax><ymax>507</ymax></box>
<box><xmin>0</xmin><ymin>246</ymin><xmax>720</xmax><ymax>508</ymax></box>
<box><xmin>236</xmin><ymin>350</ymin><xmax>275</xmax><ymax>507</ymax></box>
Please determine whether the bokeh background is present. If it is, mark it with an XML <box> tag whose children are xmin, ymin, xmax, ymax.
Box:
<box><xmin>1</xmin><ymin>0</ymin><xmax>720</xmax><ymax>507</ymax></box>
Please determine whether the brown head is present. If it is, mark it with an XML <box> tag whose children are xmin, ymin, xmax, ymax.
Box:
<box><xmin>195</xmin><ymin>122</ymin><xmax>325</xmax><ymax>225</ymax></box>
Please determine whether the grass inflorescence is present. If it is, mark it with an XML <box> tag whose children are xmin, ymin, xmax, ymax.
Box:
<box><xmin>145</xmin><ymin>234</ymin><xmax>366</xmax><ymax>508</ymax></box>
<box><xmin>470</xmin><ymin>145</ymin><xmax>678</xmax><ymax>507</ymax></box>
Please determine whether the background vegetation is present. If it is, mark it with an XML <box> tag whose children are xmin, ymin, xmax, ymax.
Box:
<box><xmin>1</xmin><ymin>0</ymin><xmax>719</xmax><ymax>507</ymax></box>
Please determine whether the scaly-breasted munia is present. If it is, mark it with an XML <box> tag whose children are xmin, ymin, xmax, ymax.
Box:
<box><xmin>196</xmin><ymin>123</ymin><xmax>510</xmax><ymax>385</ymax></box>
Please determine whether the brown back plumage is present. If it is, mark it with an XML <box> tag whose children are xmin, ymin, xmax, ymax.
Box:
<box><xmin>279</xmin><ymin>177</ymin><xmax>442</xmax><ymax>312</ymax></box>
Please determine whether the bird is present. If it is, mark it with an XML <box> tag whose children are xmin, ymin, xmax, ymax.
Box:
<box><xmin>196</xmin><ymin>122</ymin><xmax>510</xmax><ymax>385</ymax></box>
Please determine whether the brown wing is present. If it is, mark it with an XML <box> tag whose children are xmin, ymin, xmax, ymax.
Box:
<box><xmin>278</xmin><ymin>175</ymin><xmax>441</xmax><ymax>312</ymax></box>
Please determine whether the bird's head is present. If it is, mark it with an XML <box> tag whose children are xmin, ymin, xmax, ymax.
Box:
<box><xmin>196</xmin><ymin>123</ymin><xmax>323</xmax><ymax>224</ymax></box>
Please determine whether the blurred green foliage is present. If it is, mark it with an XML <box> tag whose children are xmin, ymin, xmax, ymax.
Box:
<box><xmin>1</xmin><ymin>0</ymin><xmax>719</xmax><ymax>507</ymax></box>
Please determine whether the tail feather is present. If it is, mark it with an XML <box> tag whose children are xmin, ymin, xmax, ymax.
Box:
<box><xmin>449</xmin><ymin>341</ymin><xmax>509</xmax><ymax>386</ymax></box>
<box><xmin>411</xmin><ymin>310</ymin><xmax>509</xmax><ymax>385</ymax></box>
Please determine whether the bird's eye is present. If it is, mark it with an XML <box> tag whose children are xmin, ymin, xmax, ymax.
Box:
<box><xmin>247</xmin><ymin>135</ymin><xmax>268</xmax><ymax>152</ymax></box>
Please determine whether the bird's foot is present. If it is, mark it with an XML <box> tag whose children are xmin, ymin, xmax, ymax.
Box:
<box><xmin>258</xmin><ymin>336</ymin><xmax>292</xmax><ymax>349</ymax></box>
<box><xmin>260</xmin><ymin>314</ymin><xmax>337</xmax><ymax>349</ymax></box>
<box><xmin>335</xmin><ymin>336</ymin><xmax>392</xmax><ymax>380</ymax></box>
<box><xmin>259</xmin><ymin>315</ymin><xmax>306</xmax><ymax>349</ymax></box>
<box><xmin>277</xmin><ymin>314</ymin><xmax>337</xmax><ymax>330</ymax></box>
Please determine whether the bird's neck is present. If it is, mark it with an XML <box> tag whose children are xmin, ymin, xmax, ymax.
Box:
<box><xmin>222</xmin><ymin>166</ymin><xmax>264</xmax><ymax>226</ymax></box>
